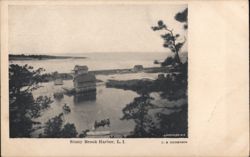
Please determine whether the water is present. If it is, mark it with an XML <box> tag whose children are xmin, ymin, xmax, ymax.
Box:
<box><xmin>30</xmin><ymin>78</ymin><xmax>188</xmax><ymax>137</ymax></box>
<box><xmin>11</xmin><ymin>52</ymin><xmax>178</xmax><ymax>137</ymax></box>
<box><xmin>31</xmin><ymin>72</ymin><xmax>164</xmax><ymax>137</ymax></box>
<box><xmin>9</xmin><ymin>52</ymin><xmax>169</xmax><ymax>73</ymax></box>
<box><xmin>31</xmin><ymin>80</ymin><xmax>139</xmax><ymax>136</ymax></box>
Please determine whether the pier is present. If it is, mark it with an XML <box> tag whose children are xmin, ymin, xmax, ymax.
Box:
<box><xmin>41</xmin><ymin>66</ymin><xmax>174</xmax><ymax>83</ymax></box>
<box><xmin>89</xmin><ymin>66</ymin><xmax>172</xmax><ymax>75</ymax></box>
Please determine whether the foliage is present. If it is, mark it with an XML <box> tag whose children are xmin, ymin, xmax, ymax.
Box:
<box><xmin>156</xmin><ymin>104</ymin><xmax>188</xmax><ymax>136</ymax></box>
<box><xmin>9</xmin><ymin>64</ymin><xmax>44</xmax><ymax>94</ymax></box>
<box><xmin>161</xmin><ymin>56</ymin><xmax>175</xmax><ymax>66</ymax></box>
<box><xmin>119</xmin><ymin>62</ymin><xmax>188</xmax><ymax>137</ymax></box>
<box><xmin>121</xmin><ymin>94</ymin><xmax>157</xmax><ymax>137</ymax></box>
<box><xmin>107</xmin><ymin>62</ymin><xmax>187</xmax><ymax>100</ymax></box>
<box><xmin>151</xmin><ymin>20</ymin><xmax>186</xmax><ymax>64</ymax></box>
<box><xmin>61</xmin><ymin>123</ymin><xmax>78</xmax><ymax>138</ymax></box>
<box><xmin>119</xmin><ymin>8</ymin><xmax>188</xmax><ymax>138</ymax></box>
<box><xmin>78</xmin><ymin>129</ymin><xmax>90</xmax><ymax>138</ymax></box>
<box><xmin>43</xmin><ymin>113</ymin><xmax>64</xmax><ymax>138</ymax></box>
<box><xmin>43</xmin><ymin>113</ymin><xmax>78</xmax><ymax>138</ymax></box>
<box><xmin>121</xmin><ymin>92</ymin><xmax>187</xmax><ymax>137</ymax></box>
<box><xmin>9</xmin><ymin>64</ymin><xmax>52</xmax><ymax>137</ymax></box>
<box><xmin>151</xmin><ymin>8</ymin><xmax>187</xmax><ymax>65</ymax></box>
<box><xmin>175</xmin><ymin>8</ymin><xmax>188</xmax><ymax>29</ymax></box>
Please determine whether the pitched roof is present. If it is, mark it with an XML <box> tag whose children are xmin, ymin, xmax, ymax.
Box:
<box><xmin>134</xmin><ymin>65</ymin><xmax>143</xmax><ymax>68</ymax></box>
<box><xmin>74</xmin><ymin>65</ymin><xmax>88</xmax><ymax>71</ymax></box>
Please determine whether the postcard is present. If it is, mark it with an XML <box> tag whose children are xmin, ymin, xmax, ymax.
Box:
<box><xmin>1</xmin><ymin>0</ymin><xmax>249</xmax><ymax>156</ymax></box>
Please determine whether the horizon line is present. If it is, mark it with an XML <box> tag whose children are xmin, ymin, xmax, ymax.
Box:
<box><xmin>9</xmin><ymin>51</ymin><xmax>172</xmax><ymax>55</ymax></box>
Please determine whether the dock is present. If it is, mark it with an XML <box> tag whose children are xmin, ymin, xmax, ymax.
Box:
<box><xmin>41</xmin><ymin>66</ymin><xmax>173</xmax><ymax>82</ymax></box>
<box><xmin>89</xmin><ymin>66</ymin><xmax>172</xmax><ymax>75</ymax></box>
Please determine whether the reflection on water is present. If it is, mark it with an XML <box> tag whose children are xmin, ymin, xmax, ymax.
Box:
<box><xmin>32</xmin><ymin>80</ymin><xmax>139</xmax><ymax>137</ymax></box>
<box><xmin>73</xmin><ymin>91</ymin><xmax>97</xmax><ymax>104</ymax></box>
<box><xmin>30</xmin><ymin>71</ymin><xmax>186</xmax><ymax>137</ymax></box>
<box><xmin>10</xmin><ymin>54</ymin><xmax>187</xmax><ymax>137</ymax></box>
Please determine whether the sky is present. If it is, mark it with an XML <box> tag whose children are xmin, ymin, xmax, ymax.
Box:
<box><xmin>9</xmin><ymin>4</ymin><xmax>187</xmax><ymax>54</ymax></box>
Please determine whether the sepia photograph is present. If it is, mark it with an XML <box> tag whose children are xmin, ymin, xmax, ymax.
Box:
<box><xmin>8</xmin><ymin>4</ymin><xmax>188</xmax><ymax>138</ymax></box>
<box><xmin>2</xmin><ymin>0</ymin><xmax>249</xmax><ymax>156</ymax></box>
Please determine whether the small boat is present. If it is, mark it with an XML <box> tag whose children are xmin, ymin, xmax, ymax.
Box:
<box><xmin>53</xmin><ymin>92</ymin><xmax>64</xmax><ymax>99</ymax></box>
<box><xmin>94</xmin><ymin>119</ymin><xmax>110</xmax><ymax>129</ymax></box>
<box><xmin>63</xmin><ymin>104</ymin><xmax>71</xmax><ymax>112</ymax></box>
<box><xmin>154</xmin><ymin>60</ymin><xmax>160</xmax><ymax>64</ymax></box>
<box><xmin>54</xmin><ymin>79</ymin><xmax>63</xmax><ymax>85</ymax></box>
<box><xmin>86</xmin><ymin>131</ymin><xmax>111</xmax><ymax>136</ymax></box>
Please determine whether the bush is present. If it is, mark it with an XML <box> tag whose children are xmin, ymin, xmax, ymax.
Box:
<box><xmin>9</xmin><ymin>64</ymin><xmax>52</xmax><ymax>137</ymax></box>
<box><xmin>43</xmin><ymin>113</ymin><xmax>78</xmax><ymax>138</ymax></box>
<box><xmin>61</xmin><ymin>123</ymin><xmax>78</xmax><ymax>138</ymax></box>
<box><xmin>161</xmin><ymin>57</ymin><xmax>175</xmax><ymax>66</ymax></box>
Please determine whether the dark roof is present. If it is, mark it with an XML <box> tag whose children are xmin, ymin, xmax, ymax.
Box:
<box><xmin>74</xmin><ymin>73</ymin><xmax>96</xmax><ymax>82</ymax></box>
<box><xmin>134</xmin><ymin>65</ymin><xmax>143</xmax><ymax>68</ymax></box>
<box><xmin>74</xmin><ymin>65</ymin><xmax>88</xmax><ymax>71</ymax></box>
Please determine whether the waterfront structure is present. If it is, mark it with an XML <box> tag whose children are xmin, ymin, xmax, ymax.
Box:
<box><xmin>73</xmin><ymin>65</ymin><xmax>96</xmax><ymax>93</ymax></box>
<box><xmin>54</xmin><ymin>78</ymin><xmax>63</xmax><ymax>85</ymax></box>
<box><xmin>53</xmin><ymin>92</ymin><xmax>64</xmax><ymax>99</ymax></box>
<box><xmin>133</xmin><ymin>65</ymin><xmax>143</xmax><ymax>72</ymax></box>
<box><xmin>73</xmin><ymin>65</ymin><xmax>88</xmax><ymax>75</ymax></box>
<box><xmin>158</xmin><ymin>74</ymin><xmax>165</xmax><ymax>80</ymax></box>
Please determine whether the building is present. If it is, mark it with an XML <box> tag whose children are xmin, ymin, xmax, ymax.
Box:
<box><xmin>133</xmin><ymin>65</ymin><xmax>143</xmax><ymax>72</ymax></box>
<box><xmin>54</xmin><ymin>78</ymin><xmax>63</xmax><ymax>85</ymax></box>
<box><xmin>158</xmin><ymin>74</ymin><xmax>165</xmax><ymax>80</ymax></box>
<box><xmin>74</xmin><ymin>74</ymin><xmax>96</xmax><ymax>93</ymax></box>
<box><xmin>73</xmin><ymin>65</ymin><xmax>88</xmax><ymax>75</ymax></box>
<box><xmin>73</xmin><ymin>65</ymin><xmax>96</xmax><ymax>93</ymax></box>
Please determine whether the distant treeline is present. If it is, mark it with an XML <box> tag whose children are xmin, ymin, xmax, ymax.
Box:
<box><xmin>9</xmin><ymin>54</ymin><xmax>86</xmax><ymax>60</ymax></box>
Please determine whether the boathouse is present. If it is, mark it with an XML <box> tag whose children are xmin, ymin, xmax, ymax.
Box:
<box><xmin>133</xmin><ymin>65</ymin><xmax>143</xmax><ymax>72</ymax></box>
<box><xmin>73</xmin><ymin>65</ymin><xmax>88</xmax><ymax>75</ymax></box>
<box><xmin>73</xmin><ymin>65</ymin><xmax>96</xmax><ymax>93</ymax></box>
<box><xmin>54</xmin><ymin>78</ymin><xmax>63</xmax><ymax>85</ymax></box>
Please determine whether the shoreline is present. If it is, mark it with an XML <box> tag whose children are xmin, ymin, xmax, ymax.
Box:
<box><xmin>39</xmin><ymin>66</ymin><xmax>174</xmax><ymax>82</ymax></box>
<box><xmin>9</xmin><ymin>54</ymin><xmax>87</xmax><ymax>61</ymax></box>
<box><xmin>89</xmin><ymin>66</ymin><xmax>173</xmax><ymax>75</ymax></box>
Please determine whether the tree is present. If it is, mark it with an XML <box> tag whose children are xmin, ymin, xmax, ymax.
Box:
<box><xmin>121</xmin><ymin>91</ymin><xmax>188</xmax><ymax>137</ymax></box>
<box><xmin>161</xmin><ymin>56</ymin><xmax>175</xmax><ymax>66</ymax></box>
<box><xmin>151</xmin><ymin>20</ymin><xmax>186</xmax><ymax>64</ymax></box>
<box><xmin>156</xmin><ymin>103</ymin><xmax>187</xmax><ymax>136</ymax></box>
<box><xmin>121</xmin><ymin>93</ymin><xmax>157</xmax><ymax>137</ymax></box>
<box><xmin>175</xmin><ymin>8</ymin><xmax>188</xmax><ymax>29</ymax></box>
<box><xmin>151</xmin><ymin>8</ymin><xmax>188</xmax><ymax>65</ymax></box>
<box><xmin>78</xmin><ymin>129</ymin><xmax>90</xmax><ymax>138</ymax></box>
<box><xmin>9</xmin><ymin>64</ymin><xmax>52</xmax><ymax>137</ymax></box>
<box><xmin>61</xmin><ymin>123</ymin><xmax>78</xmax><ymax>138</ymax></box>
<box><xmin>120</xmin><ymin>8</ymin><xmax>188</xmax><ymax>138</ymax></box>
<box><xmin>43</xmin><ymin>113</ymin><xmax>64</xmax><ymax>138</ymax></box>
<box><xmin>43</xmin><ymin>113</ymin><xmax>78</xmax><ymax>138</ymax></box>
